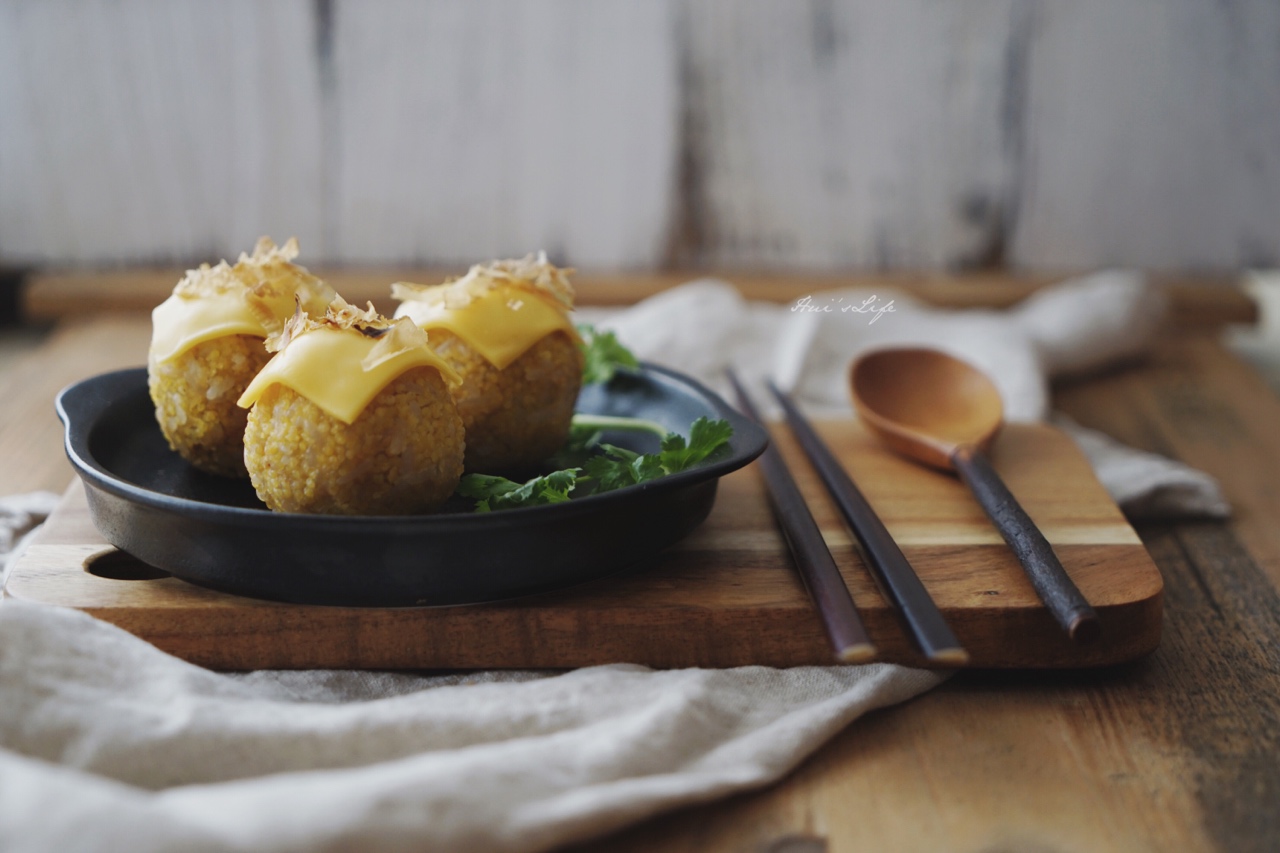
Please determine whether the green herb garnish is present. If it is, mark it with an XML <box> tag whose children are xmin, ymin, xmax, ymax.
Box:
<box><xmin>580</xmin><ymin>416</ymin><xmax>735</xmax><ymax>492</ymax></box>
<box><xmin>456</xmin><ymin>415</ymin><xmax>734</xmax><ymax>512</ymax></box>
<box><xmin>578</xmin><ymin>323</ymin><xmax>639</xmax><ymax>384</ymax></box>
<box><xmin>657</xmin><ymin>416</ymin><xmax>735</xmax><ymax>472</ymax></box>
<box><xmin>546</xmin><ymin>414</ymin><xmax>668</xmax><ymax>470</ymax></box>
<box><xmin>456</xmin><ymin>469</ymin><xmax>581</xmax><ymax>512</ymax></box>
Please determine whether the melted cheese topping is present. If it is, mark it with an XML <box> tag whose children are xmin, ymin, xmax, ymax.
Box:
<box><xmin>237</xmin><ymin>327</ymin><xmax>462</xmax><ymax>425</ymax></box>
<box><xmin>150</xmin><ymin>292</ymin><xmax>273</xmax><ymax>363</ymax></box>
<box><xmin>396</xmin><ymin>287</ymin><xmax>581</xmax><ymax>370</ymax></box>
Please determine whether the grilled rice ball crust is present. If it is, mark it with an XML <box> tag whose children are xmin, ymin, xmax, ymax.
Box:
<box><xmin>148</xmin><ymin>334</ymin><xmax>270</xmax><ymax>478</ymax></box>
<box><xmin>243</xmin><ymin>366</ymin><xmax>464</xmax><ymax>515</ymax></box>
<box><xmin>429</xmin><ymin>329</ymin><xmax>583</xmax><ymax>473</ymax></box>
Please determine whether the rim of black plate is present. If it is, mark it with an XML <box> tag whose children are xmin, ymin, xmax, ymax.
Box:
<box><xmin>56</xmin><ymin>363</ymin><xmax>769</xmax><ymax>531</ymax></box>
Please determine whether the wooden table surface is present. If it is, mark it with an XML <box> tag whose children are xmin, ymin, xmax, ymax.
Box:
<box><xmin>2</xmin><ymin>273</ymin><xmax>1278</xmax><ymax>852</ymax></box>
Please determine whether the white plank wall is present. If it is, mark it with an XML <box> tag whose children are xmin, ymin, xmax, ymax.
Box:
<box><xmin>1</xmin><ymin>0</ymin><xmax>1278</xmax><ymax>271</ymax></box>
<box><xmin>1012</xmin><ymin>1</ymin><xmax>1280</xmax><ymax>269</ymax></box>
<box><xmin>674</xmin><ymin>0</ymin><xmax>1019</xmax><ymax>268</ymax></box>
<box><xmin>330</xmin><ymin>0</ymin><xmax>678</xmax><ymax>267</ymax></box>
<box><xmin>0</xmin><ymin>0</ymin><xmax>324</xmax><ymax>263</ymax></box>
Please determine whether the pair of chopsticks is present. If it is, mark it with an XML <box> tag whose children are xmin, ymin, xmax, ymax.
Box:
<box><xmin>726</xmin><ymin>370</ymin><xmax>968</xmax><ymax>667</ymax></box>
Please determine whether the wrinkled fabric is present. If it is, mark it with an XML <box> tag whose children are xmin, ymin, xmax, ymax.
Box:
<box><xmin>585</xmin><ymin>270</ymin><xmax>1226</xmax><ymax>516</ymax></box>
<box><xmin>0</xmin><ymin>602</ymin><xmax>940</xmax><ymax>853</ymax></box>
<box><xmin>0</xmin><ymin>491</ymin><xmax>59</xmax><ymax>585</ymax></box>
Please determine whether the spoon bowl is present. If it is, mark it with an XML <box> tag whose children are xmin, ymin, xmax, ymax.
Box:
<box><xmin>849</xmin><ymin>347</ymin><xmax>1099</xmax><ymax>644</ymax></box>
<box><xmin>851</xmin><ymin>348</ymin><xmax>1004</xmax><ymax>470</ymax></box>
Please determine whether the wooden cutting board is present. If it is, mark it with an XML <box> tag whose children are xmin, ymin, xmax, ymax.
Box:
<box><xmin>4</xmin><ymin>421</ymin><xmax>1162</xmax><ymax>670</ymax></box>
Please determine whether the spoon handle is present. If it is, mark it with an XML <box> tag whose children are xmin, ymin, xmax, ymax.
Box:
<box><xmin>952</xmin><ymin>446</ymin><xmax>1100</xmax><ymax>644</ymax></box>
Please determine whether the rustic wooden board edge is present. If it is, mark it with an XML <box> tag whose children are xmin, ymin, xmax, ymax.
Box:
<box><xmin>6</xmin><ymin>537</ymin><xmax>1164</xmax><ymax>672</ymax></box>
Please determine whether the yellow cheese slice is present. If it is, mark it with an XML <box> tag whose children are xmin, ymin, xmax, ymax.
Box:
<box><xmin>397</xmin><ymin>288</ymin><xmax>581</xmax><ymax>370</ymax></box>
<box><xmin>237</xmin><ymin>326</ymin><xmax>462</xmax><ymax>425</ymax></box>
<box><xmin>150</xmin><ymin>293</ymin><xmax>271</xmax><ymax>363</ymax></box>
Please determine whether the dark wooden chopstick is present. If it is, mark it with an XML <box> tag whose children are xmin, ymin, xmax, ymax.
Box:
<box><xmin>726</xmin><ymin>370</ymin><xmax>875</xmax><ymax>664</ymax></box>
<box><xmin>767</xmin><ymin>380</ymin><xmax>970</xmax><ymax>666</ymax></box>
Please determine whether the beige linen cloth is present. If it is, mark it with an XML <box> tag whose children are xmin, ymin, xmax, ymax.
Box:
<box><xmin>0</xmin><ymin>273</ymin><xmax>1226</xmax><ymax>853</ymax></box>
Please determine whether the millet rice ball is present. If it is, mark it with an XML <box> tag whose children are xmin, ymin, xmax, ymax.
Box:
<box><xmin>239</xmin><ymin>299</ymin><xmax>465</xmax><ymax>515</ymax></box>
<box><xmin>393</xmin><ymin>252</ymin><xmax>584</xmax><ymax>473</ymax></box>
<box><xmin>147</xmin><ymin>237</ymin><xmax>335</xmax><ymax>477</ymax></box>
<box><xmin>148</xmin><ymin>334</ymin><xmax>271</xmax><ymax>478</ymax></box>
<box><xmin>427</xmin><ymin>328</ymin><xmax>583</xmax><ymax>473</ymax></box>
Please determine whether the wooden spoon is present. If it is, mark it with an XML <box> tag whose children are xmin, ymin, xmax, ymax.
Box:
<box><xmin>850</xmin><ymin>347</ymin><xmax>1100</xmax><ymax>643</ymax></box>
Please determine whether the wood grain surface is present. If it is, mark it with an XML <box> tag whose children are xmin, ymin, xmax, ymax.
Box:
<box><xmin>567</xmin><ymin>334</ymin><xmax>1280</xmax><ymax>853</ymax></box>
<box><xmin>7</xmin><ymin>419</ymin><xmax>1160</xmax><ymax>670</ymax></box>
<box><xmin>1</xmin><ymin>302</ymin><xmax>1277</xmax><ymax>850</ymax></box>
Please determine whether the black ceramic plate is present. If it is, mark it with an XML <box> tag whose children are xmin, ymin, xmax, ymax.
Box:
<box><xmin>57</xmin><ymin>366</ymin><xmax>768</xmax><ymax>607</ymax></box>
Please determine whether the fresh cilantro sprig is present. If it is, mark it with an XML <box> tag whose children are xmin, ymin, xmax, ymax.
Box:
<box><xmin>546</xmin><ymin>414</ymin><xmax>668</xmax><ymax>470</ymax></box>
<box><xmin>578</xmin><ymin>323</ymin><xmax>639</xmax><ymax>384</ymax></box>
<box><xmin>657</xmin><ymin>417</ymin><xmax>735</xmax><ymax>472</ymax></box>
<box><xmin>582</xmin><ymin>417</ymin><xmax>735</xmax><ymax>493</ymax></box>
<box><xmin>456</xmin><ymin>416</ymin><xmax>733</xmax><ymax>512</ymax></box>
<box><xmin>456</xmin><ymin>469</ymin><xmax>580</xmax><ymax>512</ymax></box>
